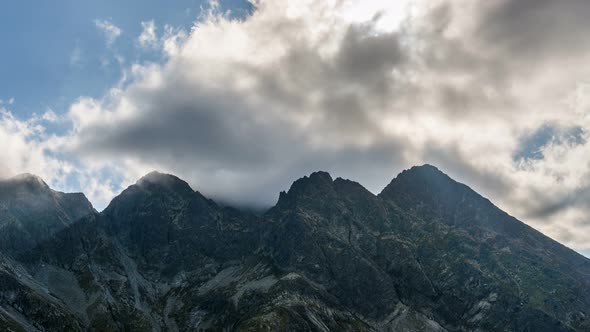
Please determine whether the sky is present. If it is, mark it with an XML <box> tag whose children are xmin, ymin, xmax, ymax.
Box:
<box><xmin>1</xmin><ymin>0</ymin><xmax>589</xmax><ymax>258</ymax></box>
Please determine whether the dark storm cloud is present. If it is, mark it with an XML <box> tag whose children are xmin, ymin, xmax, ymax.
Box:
<box><xmin>524</xmin><ymin>185</ymin><xmax>590</xmax><ymax>222</ymax></box>
<box><xmin>75</xmin><ymin>86</ymin><xmax>293</xmax><ymax>170</ymax></box>
<box><xmin>249</xmin><ymin>22</ymin><xmax>406</xmax><ymax>125</ymax></box>
<box><xmin>477</xmin><ymin>0</ymin><xmax>590</xmax><ymax>60</ymax></box>
<box><xmin>336</xmin><ymin>24</ymin><xmax>404</xmax><ymax>86</ymax></box>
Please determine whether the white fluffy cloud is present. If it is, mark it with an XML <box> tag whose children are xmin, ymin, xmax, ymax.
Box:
<box><xmin>94</xmin><ymin>19</ymin><xmax>122</xmax><ymax>47</ymax></box>
<box><xmin>2</xmin><ymin>0</ymin><xmax>590</xmax><ymax>254</ymax></box>
<box><xmin>0</xmin><ymin>106</ymin><xmax>128</xmax><ymax>209</ymax></box>
<box><xmin>138</xmin><ymin>20</ymin><xmax>158</xmax><ymax>48</ymax></box>
<box><xmin>0</xmin><ymin>108</ymin><xmax>62</xmax><ymax>180</ymax></box>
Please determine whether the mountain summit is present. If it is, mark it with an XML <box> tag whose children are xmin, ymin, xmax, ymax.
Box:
<box><xmin>0</xmin><ymin>174</ymin><xmax>95</xmax><ymax>255</ymax></box>
<box><xmin>0</xmin><ymin>166</ymin><xmax>589</xmax><ymax>331</ymax></box>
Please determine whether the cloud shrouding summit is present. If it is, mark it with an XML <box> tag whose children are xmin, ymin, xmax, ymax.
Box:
<box><xmin>1</xmin><ymin>0</ymin><xmax>590</xmax><ymax>254</ymax></box>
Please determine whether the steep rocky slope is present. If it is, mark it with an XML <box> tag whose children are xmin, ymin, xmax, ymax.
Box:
<box><xmin>0</xmin><ymin>166</ymin><xmax>589</xmax><ymax>331</ymax></box>
<box><xmin>379</xmin><ymin>166</ymin><xmax>590</xmax><ymax>331</ymax></box>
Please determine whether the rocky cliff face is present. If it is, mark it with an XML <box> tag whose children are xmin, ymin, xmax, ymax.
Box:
<box><xmin>0</xmin><ymin>166</ymin><xmax>589</xmax><ymax>331</ymax></box>
<box><xmin>379</xmin><ymin>166</ymin><xmax>590</xmax><ymax>331</ymax></box>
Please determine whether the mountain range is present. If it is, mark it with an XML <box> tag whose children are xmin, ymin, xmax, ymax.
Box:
<box><xmin>0</xmin><ymin>165</ymin><xmax>588</xmax><ymax>331</ymax></box>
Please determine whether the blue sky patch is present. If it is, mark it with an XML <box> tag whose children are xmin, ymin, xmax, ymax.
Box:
<box><xmin>0</xmin><ymin>0</ymin><xmax>252</xmax><ymax>121</ymax></box>
<box><xmin>513</xmin><ymin>123</ymin><xmax>586</xmax><ymax>162</ymax></box>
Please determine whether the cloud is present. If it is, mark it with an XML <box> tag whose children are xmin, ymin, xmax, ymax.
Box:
<box><xmin>3</xmin><ymin>0</ymin><xmax>590</xmax><ymax>253</ymax></box>
<box><xmin>70</xmin><ymin>45</ymin><xmax>82</xmax><ymax>66</ymax></box>
<box><xmin>138</xmin><ymin>20</ymin><xmax>158</xmax><ymax>48</ymax></box>
<box><xmin>0</xmin><ymin>107</ymin><xmax>67</xmax><ymax>181</ymax></box>
<box><xmin>63</xmin><ymin>1</ymin><xmax>416</xmax><ymax>206</ymax></box>
<box><xmin>94</xmin><ymin>19</ymin><xmax>122</xmax><ymax>47</ymax></box>
<box><xmin>513</xmin><ymin>124</ymin><xmax>586</xmax><ymax>162</ymax></box>
<box><xmin>41</xmin><ymin>109</ymin><xmax>60</xmax><ymax>123</ymax></box>
<box><xmin>476</xmin><ymin>0</ymin><xmax>590</xmax><ymax>61</ymax></box>
<box><xmin>0</xmin><ymin>105</ymin><xmax>130</xmax><ymax>209</ymax></box>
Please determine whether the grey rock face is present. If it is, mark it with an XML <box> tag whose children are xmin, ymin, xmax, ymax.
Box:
<box><xmin>0</xmin><ymin>167</ymin><xmax>589</xmax><ymax>331</ymax></box>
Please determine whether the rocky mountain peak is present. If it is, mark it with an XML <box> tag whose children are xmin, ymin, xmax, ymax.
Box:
<box><xmin>105</xmin><ymin>171</ymin><xmax>198</xmax><ymax>212</ymax></box>
<box><xmin>103</xmin><ymin>171</ymin><xmax>211</xmax><ymax>232</ymax></box>
<box><xmin>308</xmin><ymin>170</ymin><xmax>333</xmax><ymax>182</ymax></box>
<box><xmin>379</xmin><ymin>164</ymin><xmax>474</xmax><ymax>214</ymax></box>
<box><xmin>2</xmin><ymin>167</ymin><xmax>590</xmax><ymax>331</ymax></box>
<box><xmin>380</xmin><ymin>164</ymin><xmax>452</xmax><ymax>196</ymax></box>
<box><xmin>11</xmin><ymin>172</ymin><xmax>49</xmax><ymax>184</ymax></box>
<box><xmin>0</xmin><ymin>173</ymin><xmax>51</xmax><ymax>198</ymax></box>
<box><xmin>380</xmin><ymin>165</ymin><xmax>545</xmax><ymax>242</ymax></box>
<box><xmin>135</xmin><ymin>170</ymin><xmax>194</xmax><ymax>193</ymax></box>
<box><xmin>0</xmin><ymin>173</ymin><xmax>93</xmax><ymax>211</ymax></box>
<box><xmin>290</xmin><ymin>171</ymin><xmax>334</xmax><ymax>188</ymax></box>
<box><xmin>0</xmin><ymin>174</ymin><xmax>94</xmax><ymax>256</ymax></box>
<box><xmin>275</xmin><ymin>171</ymin><xmax>336</xmax><ymax>209</ymax></box>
